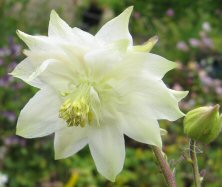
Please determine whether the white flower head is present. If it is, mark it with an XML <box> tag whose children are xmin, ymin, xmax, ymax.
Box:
<box><xmin>11</xmin><ymin>7</ymin><xmax>188</xmax><ymax>181</ymax></box>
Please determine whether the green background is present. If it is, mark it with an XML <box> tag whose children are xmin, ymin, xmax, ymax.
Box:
<box><xmin>1</xmin><ymin>0</ymin><xmax>222</xmax><ymax>186</ymax></box>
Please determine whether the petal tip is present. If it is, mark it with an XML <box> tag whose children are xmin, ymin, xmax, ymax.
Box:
<box><xmin>54</xmin><ymin>154</ymin><xmax>62</xmax><ymax>160</ymax></box>
<box><xmin>108</xmin><ymin>176</ymin><xmax>116</xmax><ymax>183</ymax></box>
<box><xmin>122</xmin><ymin>6</ymin><xmax>133</xmax><ymax>18</ymax></box>
<box><xmin>16</xmin><ymin>30</ymin><xmax>24</xmax><ymax>38</ymax></box>
<box><xmin>16</xmin><ymin>129</ymin><xmax>29</xmax><ymax>139</ymax></box>
<box><xmin>50</xmin><ymin>9</ymin><xmax>58</xmax><ymax>19</ymax></box>
<box><xmin>102</xmin><ymin>172</ymin><xmax>117</xmax><ymax>182</ymax></box>
<box><xmin>125</xmin><ymin>6</ymin><xmax>134</xmax><ymax>13</ymax></box>
<box><xmin>184</xmin><ymin>91</ymin><xmax>189</xmax><ymax>97</ymax></box>
<box><xmin>171</xmin><ymin>61</ymin><xmax>178</xmax><ymax>69</ymax></box>
<box><xmin>16</xmin><ymin>30</ymin><xmax>31</xmax><ymax>43</ymax></box>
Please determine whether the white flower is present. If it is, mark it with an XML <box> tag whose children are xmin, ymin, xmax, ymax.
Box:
<box><xmin>0</xmin><ymin>172</ymin><xmax>8</xmax><ymax>187</ymax></box>
<box><xmin>11</xmin><ymin>7</ymin><xmax>188</xmax><ymax>181</ymax></box>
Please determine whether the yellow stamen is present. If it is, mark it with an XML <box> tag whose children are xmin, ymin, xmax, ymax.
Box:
<box><xmin>59</xmin><ymin>98</ymin><xmax>92</xmax><ymax>127</ymax></box>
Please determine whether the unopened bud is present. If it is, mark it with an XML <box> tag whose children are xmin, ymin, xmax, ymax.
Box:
<box><xmin>184</xmin><ymin>105</ymin><xmax>222</xmax><ymax>144</ymax></box>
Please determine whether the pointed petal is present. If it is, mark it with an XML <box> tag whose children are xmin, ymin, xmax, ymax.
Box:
<box><xmin>49</xmin><ymin>11</ymin><xmax>98</xmax><ymax>49</ymax></box>
<box><xmin>48</xmin><ymin>10</ymin><xmax>73</xmax><ymax>37</ymax></box>
<box><xmin>141</xmin><ymin>80</ymin><xmax>185</xmax><ymax>121</ymax></box>
<box><xmin>133</xmin><ymin>36</ymin><xmax>159</xmax><ymax>52</ymax></box>
<box><xmin>17</xmin><ymin>30</ymin><xmax>52</xmax><ymax>50</ymax></box>
<box><xmin>10</xmin><ymin>58</ymin><xmax>43</xmax><ymax>88</ymax></box>
<box><xmin>143</xmin><ymin>53</ymin><xmax>177</xmax><ymax>79</ymax></box>
<box><xmin>11</xmin><ymin>55</ymin><xmax>78</xmax><ymax>91</ymax></box>
<box><xmin>10</xmin><ymin>56</ymin><xmax>56</xmax><ymax>87</ymax></box>
<box><xmin>54</xmin><ymin>126</ymin><xmax>88</xmax><ymax>159</ymax></box>
<box><xmin>116</xmin><ymin>77</ymin><xmax>185</xmax><ymax>121</ymax></box>
<box><xmin>16</xmin><ymin>88</ymin><xmax>65</xmax><ymax>138</ymax></box>
<box><xmin>124</xmin><ymin>52</ymin><xmax>177</xmax><ymax>79</ymax></box>
<box><xmin>95</xmin><ymin>6</ymin><xmax>133</xmax><ymax>45</ymax></box>
<box><xmin>88</xmin><ymin>124</ymin><xmax>125</xmax><ymax>181</ymax></box>
<box><xmin>106</xmin><ymin>51</ymin><xmax>176</xmax><ymax>81</ymax></box>
<box><xmin>121</xmin><ymin>116</ymin><xmax>162</xmax><ymax>148</ymax></box>
<box><xmin>169</xmin><ymin>89</ymin><xmax>189</xmax><ymax>101</ymax></box>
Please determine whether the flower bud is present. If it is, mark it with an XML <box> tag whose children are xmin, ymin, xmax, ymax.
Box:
<box><xmin>184</xmin><ymin>104</ymin><xmax>222</xmax><ymax>144</ymax></box>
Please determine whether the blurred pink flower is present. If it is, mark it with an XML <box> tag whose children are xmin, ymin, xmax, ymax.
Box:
<box><xmin>199</xmin><ymin>70</ymin><xmax>213</xmax><ymax>86</ymax></box>
<box><xmin>133</xmin><ymin>12</ymin><xmax>141</xmax><ymax>19</ymax></box>
<box><xmin>189</xmin><ymin>38</ymin><xmax>200</xmax><ymax>47</ymax></box>
<box><xmin>0</xmin><ymin>48</ymin><xmax>10</xmax><ymax>57</ymax></box>
<box><xmin>172</xmin><ymin>83</ymin><xmax>183</xmax><ymax>91</ymax></box>
<box><xmin>7</xmin><ymin>62</ymin><xmax>17</xmax><ymax>72</ymax></box>
<box><xmin>216</xmin><ymin>86</ymin><xmax>222</xmax><ymax>95</ymax></box>
<box><xmin>14</xmin><ymin>82</ymin><xmax>25</xmax><ymax>89</ymax></box>
<box><xmin>202</xmin><ymin>37</ymin><xmax>214</xmax><ymax>48</ymax></box>
<box><xmin>187</xmin><ymin>99</ymin><xmax>196</xmax><ymax>108</ymax></box>
<box><xmin>166</xmin><ymin>8</ymin><xmax>174</xmax><ymax>17</ymax></box>
<box><xmin>11</xmin><ymin>44</ymin><xmax>22</xmax><ymax>57</ymax></box>
<box><xmin>4</xmin><ymin>135</ymin><xmax>26</xmax><ymax>146</ymax></box>
<box><xmin>191</xmin><ymin>92</ymin><xmax>197</xmax><ymax>99</ymax></box>
<box><xmin>2</xmin><ymin>111</ymin><xmax>16</xmax><ymax>122</ymax></box>
<box><xmin>177</xmin><ymin>41</ymin><xmax>189</xmax><ymax>51</ymax></box>
<box><xmin>201</xmin><ymin>76</ymin><xmax>213</xmax><ymax>86</ymax></box>
<box><xmin>0</xmin><ymin>75</ymin><xmax>13</xmax><ymax>87</ymax></box>
<box><xmin>179</xmin><ymin>101</ymin><xmax>188</xmax><ymax>110</ymax></box>
<box><xmin>213</xmin><ymin>79</ymin><xmax>221</xmax><ymax>87</ymax></box>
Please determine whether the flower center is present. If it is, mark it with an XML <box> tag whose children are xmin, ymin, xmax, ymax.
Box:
<box><xmin>59</xmin><ymin>97</ymin><xmax>93</xmax><ymax>127</ymax></box>
<box><xmin>59</xmin><ymin>82</ymin><xmax>97</xmax><ymax>127</ymax></box>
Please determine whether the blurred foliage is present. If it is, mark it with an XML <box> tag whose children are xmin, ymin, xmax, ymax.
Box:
<box><xmin>1</xmin><ymin>0</ymin><xmax>222</xmax><ymax>186</ymax></box>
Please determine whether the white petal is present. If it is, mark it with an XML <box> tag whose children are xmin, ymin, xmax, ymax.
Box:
<box><xmin>17</xmin><ymin>30</ymin><xmax>53</xmax><ymax>50</ymax></box>
<box><xmin>10</xmin><ymin>58</ymin><xmax>43</xmax><ymax>88</ymax></box>
<box><xmin>25</xmin><ymin>59</ymin><xmax>55</xmax><ymax>82</ymax></box>
<box><xmin>125</xmin><ymin>52</ymin><xmax>177</xmax><ymax>79</ymax></box>
<box><xmin>121</xmin><ymin>116</ymin><xmax>162</xmax><ymax>148</ymax></box>
<box><xmin>141</xmin><ymin>80</ymin><xmax>185</xmax><ymax>120</ymax></box>
<box><xmin>12</xmin><ymin>55</ymin><xmax>79</xmax><ymax>91</ymax></box>
<box><xmin>72</xmin><ymin>27</ymin><xmax>98</xmax><ymax>49</ymax></box>
<box><xmin>37</xmin><ymin>59</ymin><xmax>79</xmax><ymax>91</ymax></box>
<box><xmin>11</xmin><ymin>58</ymin><xmax>68</xmax><ymax>90</ymax></box>
<box><xmin>16</xmin><ymin>88</ymin><xmax>65</xmax><ymax>138</ymax></box>
<box><xmin>48</xmin><ymin>10</ymin><xmax>73</xmax><ymax>38</ymax></box>
<box><xmin>169</xmin><ymin>89</ymin><xmax>189</xmax><ymax>101</ymax></box>
<box><xmin>143</xmin><ymin>53</ymin><xmax>177</xmax><ymax>79</ymax></box>
<box><xmin>49</xmin><ymin>11</ymin><xmax>99</xmax><ymax>49</ymax></box>
<box><xmin>116</xmin><ymin>77</ymin><xmax>185</xmax><ymax>121</ymax></box>
<box><xmin>88</xmin><ymin>124</ymin><xmax>125</xmax><ymax>182</ymax></box>
<box><xmin>84</xmin><ymin>40</ymin><xmax>128</xmax><ymax>80</ymax></box>
<box><xmin>95</xmin><ymin>6</ymin><xmax>133</xmax><ymax>45</ymax></box>
<box><xmin>54</xmin><ymin>126</ymin><xmax>88</xmax><ymax>159</ymax></box>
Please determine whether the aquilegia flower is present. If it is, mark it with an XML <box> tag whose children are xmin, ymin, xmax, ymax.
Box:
<box><xmin>11</xmin><ymin>7</ymin><xmax>188</xmax><ymax>181</ymax></box>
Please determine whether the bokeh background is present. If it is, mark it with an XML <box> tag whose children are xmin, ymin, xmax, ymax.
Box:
<box><xmin>1</xmin><ymin>0</ymin><xmax>222</xmax><ymax>186</ymax></box>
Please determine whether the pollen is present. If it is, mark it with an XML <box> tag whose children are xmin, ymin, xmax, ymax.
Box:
<box><xmin>59</xmin><ymin>97</ymin><xmax>92</xmax><ymax>127</ymax></box>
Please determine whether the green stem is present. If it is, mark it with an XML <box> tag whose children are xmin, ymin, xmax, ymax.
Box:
<box><xmin>189</xmin><ymin>139</ymin><xmax>201</xmax><ymax>187</ymax></box>
<box><xmin>152</xmin><ymin>146</ymin><xmax>177</xmax><ymax>187</ymax></box>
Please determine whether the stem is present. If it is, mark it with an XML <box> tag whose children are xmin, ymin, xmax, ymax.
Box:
<box><xmin>189</xmin><ymin>140</ymin><xmax>201</xmax><ymax>187</ymax></box>
<box><xmin>151</xmin><ymin>146</ymin><xmax>177</xmax><ymax>187</ymax></box>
